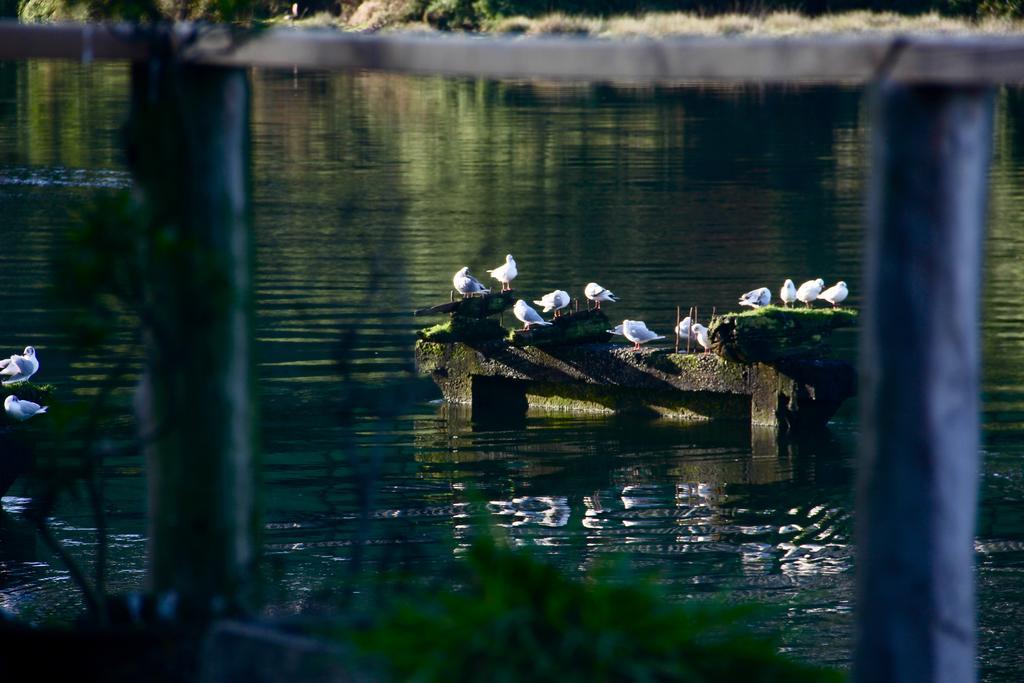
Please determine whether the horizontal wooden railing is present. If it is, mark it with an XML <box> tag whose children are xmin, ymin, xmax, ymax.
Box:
<box><xmin>1</xmin><ymin>20</ymin><xmax>1024</xmax><ymax>83</ymax></box>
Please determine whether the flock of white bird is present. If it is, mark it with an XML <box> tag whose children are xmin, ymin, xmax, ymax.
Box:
<box><xmin>1</xmin><ymin>346</ymin><xmax>46</xmax><ymax>421</ymax></box>
<box><xmin>453</xmin><ymin>256</ymin><xmax>850</xmax><ymax>353</ymax></box>
<box><xmin>743</xmin><ymin>278</ymin><xmax>849</xmax><ymax>310</ymax></box>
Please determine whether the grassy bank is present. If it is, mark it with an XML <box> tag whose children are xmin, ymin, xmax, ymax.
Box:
<box><xmin>278</xmin><ymin>8</ymin><xmax>1024</xmax><ymax>35</ymax></box>
<box><xmin>17</xmin><ymin>0</ymin><xmax>1024</xmax><ymax>34</ymax></box>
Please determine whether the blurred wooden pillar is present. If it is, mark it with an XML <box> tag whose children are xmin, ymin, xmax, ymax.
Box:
<box><xmin>857</xmin><ymin>83</ymin><xmax>993</xmax><ymax>682</ymax></box>
<box><xmin>127</xmin><ymin>58</ymin><xmax>258</xmax><ymax>618</ymax></box>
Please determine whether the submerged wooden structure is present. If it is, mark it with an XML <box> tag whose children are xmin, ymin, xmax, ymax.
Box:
<box><xmin>0</xmin><ymin>19</ymin><xmax>1007</xmax><ymax>682</ymax></box>
<box><xmin>414</xmin><ymin>295</ymin><xmax>857</xmax><ymax>430</ymax></box>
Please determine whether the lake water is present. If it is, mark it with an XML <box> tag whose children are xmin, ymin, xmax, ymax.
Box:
<box><xmin>1</xmin><ymin>62</ymin><xmax>1023</xmax><ymax>678</ymax></box>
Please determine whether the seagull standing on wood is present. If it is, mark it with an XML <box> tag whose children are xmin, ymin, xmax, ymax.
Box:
<box><xmin>4</xmin><ymin>395</ymin><xmax>47</xmax><ymax>421</ymax></box>
<box><xmin>534</xmin><ymin>290</ymin><xmax>570</xmax><ymax>317</ymax></box>
<box><xmin>691</xmin><ymin>323</ymin><xmax>711</xmax><ymax>353</ymax></box>
<box><xmin>780</xmin><ymin>279</ymin><xmax>797</xmax><ymax>307</ymax></box>
<box><xmin>513</xmin><ymin>300</ymin><xmax>552</xmax><ymax>330</ymax></box>
<box><xmin>487</xmin><ymin>254</ymin><xmax>518</xmax><ymax>292</ymax></box>
<box><xmin>584</xmin><ymin>283</ymin><xmax>618</xmax><ymax>310</ymax></box>
<box><xmin>452</xmin><ymin>267</ymin><xmax>490</xmax><ymax>298</ymax></box>
<box><xmin>820</xmin><ymin>281</ymin><xmax>849</xmax><ymax>308</ymax></box>
<box><xmin>0</xmin><ymin>346</ymin><xmax>39</xmax><ymax>385</ymax></box>
<box><xmin>738</xmin><ymin>287</ymin><xmax>771</xmax><ymax>309</ymax></box>
<box><xmin>796</xmin><ymin>278</ymin><xmax>825</xmax><ymax>308</ymax></box>
<box><xmin>621</xmin><ymin>320</ymin><xmax>665</xmax><ymax>351</ymax></box>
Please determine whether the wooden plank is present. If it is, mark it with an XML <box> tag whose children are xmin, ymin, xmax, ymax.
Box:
<box><xmin>3</xmin><ymin>20</ymin><xmax>1024</xmax><ymax>84</ymax></box>
<box><xmin>0</xmin><ymin>21</ymin><xmax>149</xmax><ymax>62</ymax></box>
<box><xmin>855</xmin><ymin>83</ymin><xmax>992</xmax><ymax>683</ymax></box>
<box><xmin>413</xmin><ymin>290</ymin><xmax>515</xmax><ymax>317</ymax></box>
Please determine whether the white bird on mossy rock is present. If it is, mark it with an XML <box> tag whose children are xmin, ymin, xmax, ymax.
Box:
<box><xmin>621</xmin><ymin>320</ymin><xmax>665</xmax><ymax>351</ymax></box>
<box><xmin>691</xmin><ymin>323</ymin><xmax>711</xmax><ymax>353</ymax></box>
<box><xmin>584</xmin><ymin>282</ymin><xmax>618</xmax><ymax>309</ymax></box>
<box><xmin>738</xmin><ymin>287</ymin><xmax>771</xmax><ymax>309</ymax></box>
<box><xmin>796</xmin><ymin>278</ymin><xmax>825</xmax><ymax>308</ymax></box>
<box><xmin>820</xmin><ymin>281</ymin><xmax>849</xmax><ymax>308</ymax></box>
<box><xmin>534</xmin><ymin>290</ymin><xmax>570</xmax><ymax>317</ymax></box>
<box><xmin>513</xmin><ymin>300</ymin><xmax>552</xmax><ymax>330</ymax></box>
<box><xmin>4</xmin><ymin>395</ymin><xmax>47</xmax><ymax>421</ymax></box>
<box><xmin>780</xmin><ymin>279</ymin><xmax>797</xmax><ymax>307</ymax></box>
<box><xmin>487</xmin><ymin>254</ymin><xmax>518</xmax><ymax>292</ymax></box>
<box><xmin>1</xmin><ymin>346</ymin><xmax>39</xmax><ymax>385</ymax></box>
<box><xmin>452</xmin><ymin>267</ymin><xmax>490</xmax><ymax>298</ymax></box>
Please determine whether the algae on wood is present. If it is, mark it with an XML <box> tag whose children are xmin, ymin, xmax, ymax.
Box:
<box><xmin>710</xmin><ymin>306</ymin><xmax>858</xmax><ymax>363</ymax></box>
<box><xmin>414</xmin><ymin>290</ymin><xmax>516</xmax><ymax>319</ymax></box>
<box><xmin>509</xmin><ymin>309</ymin><xmax>611</xmax><ymax>347</ymax></box>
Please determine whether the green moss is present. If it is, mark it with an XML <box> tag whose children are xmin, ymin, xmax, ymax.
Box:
<box><xmin>523</xmin><ymin>381</ymin><xmax>749</xmax><ymax>420</ymax></box>
<box><xmin>1</xmin><ymin>382</ymin><xmax>55</xmax><ymax>404</ymax></box>
<box><xmin>727</xmin><ymin>305</ymin><xmax>858</xmax><ymax>323</ymax></box>
<box><xmin>417</xmin><ymin>316</ymin><xmax>507</xmax><ymax>343</ymax></box>
<box><xmin>710</xmin><ymin>306</ymin><xmax>857</xmax><ymax>363</ymax></box>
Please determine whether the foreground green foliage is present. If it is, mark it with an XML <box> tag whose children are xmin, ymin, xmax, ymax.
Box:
<box><xmin>352</xmin><ymin>538</ymin><xmax>842</xmax><ymax>682</ymax></box>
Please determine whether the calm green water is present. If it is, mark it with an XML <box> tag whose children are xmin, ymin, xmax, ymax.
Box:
<box><xmin>1</xmin><ymin>62</ymin><xmax>1024</xmax><ymax>678</ymax></box>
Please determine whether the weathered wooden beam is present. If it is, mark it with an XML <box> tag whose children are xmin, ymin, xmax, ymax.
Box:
<box><xmin>416</xmin><ymin>340</ymin><xmax>855</xmax><ymax>429</ymax></box>
<box><xmin>509</xmin><ymin>308</ymin><xmax>611</xmax><ymax>347</ymax></box>
<box><xmin>3</xmin><ymin>21</ymin><xmax>1024</xmax><ymax>85</ymax></box>
<box><xmin>129</xmin><ymin>59</ymin><xmax>259</xmax><ymax>617</ymax></box>
<box><xmin>855</xmin><ymin>83</ymin><xmax>993</xmax><ymax>683</ymax></box>
<box><xmin>709</xmin><ymin>307</ymin><xmax>858</xmax><ymax>363</ymax></box>
<box><xmin>0</xmin><ymin>21</ymin><xmax>149</xmax><ymax>62</ymax></box>
<box><xmin>413</xmin><ymin>289</ymin><xmax>515</xmax><ymax>317</ymax></box>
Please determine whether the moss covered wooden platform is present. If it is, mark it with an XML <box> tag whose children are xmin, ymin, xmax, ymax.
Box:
<box><xmin>710</xmin><ymin>306</ymin><xmax>858</xmax><ymax>363</ymax></box>
<box><xmin>415</xmin><ymin>340</ymin><xmax>854</xmax><ymax>431</ymax></box>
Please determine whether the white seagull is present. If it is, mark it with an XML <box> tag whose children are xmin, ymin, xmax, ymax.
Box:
<box><xmin>796</xmin><ymin>278</ymin><xmax>825</xmax><ymax>308</ymax></box>
<box><xmin>691</xmin><ymin>323</ymin><xmax>711</xmax><ymax>353</ymax></box>
<box><xmin>513</xmin><ymin>300</ymin><xmax>552</xmax><ymax>330</ymax></box>
<box><xmin>487</xmin><ymin>254</ymin><xmax>518</xmax><ymax>292</ymax></box>
<box><xmin>584</xmin><ymin>282</ymin><xmax>618</xmax><ymax>310</ymax></box>
<box><xmin>738</xmin><ymin>287</ymin><xmax>771</xmax><ymax>309</ymax></box>
<box><xmin>534</xmin><ymin>290</ymin><xmax>570</xmax><ymax>317</ymax></box>
<box><xmin>820</xmin><ymin>281</ymin><xmax>849</xmax><ymax>308</ymax></box>
<box><xmin>452</xmin><ymin>267</ymin><xmax>490</xmax><ymax>298</ymax></box>
<box><xmin>1</xmin><ymin>346</ymin><xmax>39</xmax><ymax>385</ymax></box>
<box><xmin>780</xmin><ymin>279</ymin><xmax>797</xmax><ymax>307</ymax></box>
<box><xmin>4</xmin><ymin>394</ymin><xmax>47</xmax><ymax>421</ymax></box>
<box><xmin>621</xmin><ymin>320</ymin><xmax>665</xmax><ymax>351</ymax></box>
<box><xmin>677</xmin><ymin>316</ymin><xmax>696</xmax><ymax>344</ymax></box>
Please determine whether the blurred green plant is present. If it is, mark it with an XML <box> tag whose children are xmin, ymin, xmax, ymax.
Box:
<box><xmin>350</xmin><ymin>536</ymin><xmax>843</xmax><ymax>683</ymax></box>
<box><xmin>54</xmin><ymin>191</ymin><xmax>145</xmax><ymax>349</ymax></box>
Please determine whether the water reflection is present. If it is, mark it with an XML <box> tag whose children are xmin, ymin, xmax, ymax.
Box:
<box><xmin>0</xmin><ymin>61</ymin><xmax>1023</xmax><ymax>676</ymax></box>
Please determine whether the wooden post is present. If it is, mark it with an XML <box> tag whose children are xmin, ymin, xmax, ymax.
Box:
<box><xmin>128</xmin><ymin>57</ymin><xmax>258</xmax><ymax>618</ymax></box>
<box><xmin>856</xmin><ymin>83</ymin><xmax>993</xmax><ymax>683</ymax></box>
<box><xmin>675</xmin><ymin>305</ymin><xmax>681</xmax><ymax>353</ymax></box>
